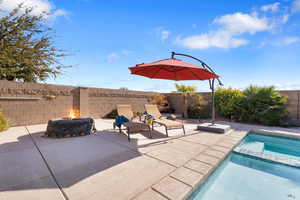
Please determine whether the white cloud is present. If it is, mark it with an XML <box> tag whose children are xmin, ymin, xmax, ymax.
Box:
<box><xmin>0</xmin><ymin>0</ymin><xmax>68</xmax><ymax>19</ymax></box>
<box><xmin>261</xmin><ymin>2</ymin><xmax>280</xmax><ymax>12</ymax></box>
<box><xmin>177</xmin><ymin>12</ymin><xmax>272</xmax><ymax>49</ymax></box>
<box><xmin>154</xmin><ymin>28</ymin><xmax>171</xmax><ymax>41</ymax></box>
<box><xmin>280</xmin><ymin>14</ymin><xmax>290</xmax><ymax>24</ymax></box>
<box><xmin>160</xmin><ymin>30</ymin><xmax>171</xmax><ymax>41</ymax></box>
<box><xmin>292</xmin><ymin>0</ymin><xmax>300</xmax><ymax>13</ymax></box>
<box><xmin>280</xmin><ymin>36</ymin><xmax>300</xmax><ymax>45</ymax></box>
<box><xmin>121</xmin><ymin>49</ymin><xmax>132</xmax><ymax>55</ymax></box>
<box><xmin>275</xmin><ymin>83</ymin><xmax>300</xmax><ymax>90</ymax></box>
<box><xmin>52</xmin><ymin>9</ymin><xmax>68</xmax><ymax>18</ymax></box>
<box><xmin>106</xmin><ymin>53</ymin><xmax>119</xmax><ymax>63</ymax></box>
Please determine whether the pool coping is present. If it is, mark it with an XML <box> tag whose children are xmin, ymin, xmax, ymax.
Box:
<box><xmin>179</xmin><ymin>131</ymin><xmax>247</xmax><ymax>200</ymax></box>
<box><xmin>251</xmin><ymin>129</ymin><xmax>300</xmax><ymax>140</ymax></box>
<box><xmin>135</xmin><ymin>128</ymin><xmax>300</xmax><ymax>200</ymax></box>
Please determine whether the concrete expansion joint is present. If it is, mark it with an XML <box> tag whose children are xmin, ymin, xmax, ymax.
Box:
<box><xmin>25</xmin><ymin>126</ymin><xmax>69</xmax><ymax>200</ymax></box>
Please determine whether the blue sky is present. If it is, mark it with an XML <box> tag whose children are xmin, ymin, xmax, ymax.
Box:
<box><xmin>1</xmin><ymin>0</ymin><xmax>300</xmax><ymax>92</ymax></box>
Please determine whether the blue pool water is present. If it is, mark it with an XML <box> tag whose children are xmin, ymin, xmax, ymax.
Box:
<box><xmin>238</xmin><ymin>133</ymin><xmax>300</xmax><ymax>160</ymax></box>
<box><xmin>188</xmin><ymin>153</ymin><xmax>300</xmax><ymax>200</ymax></box>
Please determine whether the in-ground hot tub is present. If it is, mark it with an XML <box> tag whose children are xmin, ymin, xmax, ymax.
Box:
<box><xmin>45</xmin><ymin>117</ymin><xmax>96</xmax><ymax>138</ymax></box>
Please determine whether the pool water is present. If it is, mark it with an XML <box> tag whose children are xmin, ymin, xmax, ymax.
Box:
<box><xmin>188</xmin><ymin>153</ymin><xmax>300</xmax><ymax>200</ymax></box>
<box><xmin>237</xmin><ymin>133</ymin><xmax>300</xmax><ymax>161</ymax></box>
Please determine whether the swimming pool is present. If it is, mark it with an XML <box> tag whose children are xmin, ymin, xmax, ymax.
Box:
<box><xmin>188</xmin><ymin>132</ymin><xmax>300</xmax><ymax>200</ymax></box>
<box><xmin>237</xmin><ymin>133</ymin><xmax>300</xmax><ymax>161</ymax></box>
<box><xmin>188</xmin><ymin>152</ymin><xmax>300</xmax><ymax>200</ymax></box>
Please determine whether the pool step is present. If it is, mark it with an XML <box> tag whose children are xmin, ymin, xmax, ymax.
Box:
<box><xmin>233</xmin><ymin>148</ymin><xmax>300</xmax><ymax>168</ymax></box>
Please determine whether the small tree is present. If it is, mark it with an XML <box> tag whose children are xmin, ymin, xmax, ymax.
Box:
<box><xmin>175</xmin><ymin>83</ymin><xmax>197</xmax><ymax>94</ymax></box>
<box><xmin>0</xmin><ymin>5</ymin><xmax>69</xmax><ymax>82</ymax></box>
<box><xmin>215</xmin><ymin>88</ymin><xmax>243</xmax><ymax>118</ymax></box>
<box><xmin>174</xmin><ymin>83</ymin><xmax>197</xmax><ymax>118</ymax></box>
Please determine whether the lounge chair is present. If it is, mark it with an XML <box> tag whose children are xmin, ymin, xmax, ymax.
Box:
<box><xmin>113</xmin><ymin>104</ymin><xmax>151</xmax><ymax>141</ymax></box>
<box><xmin>144</xmin><ymin>104</ymin><xmax>185</xmax><ymax>136</ymax></box>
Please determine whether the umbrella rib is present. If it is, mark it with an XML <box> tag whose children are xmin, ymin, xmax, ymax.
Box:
<box><xmin>133</xmin><ymin>67</ymin><xmax>151</xmax><ymax>74</ymax></box>
<box><xmin>150</xmin><ymin>66</ymin><xmax>163</xmax><ymax>78</ymax></box>
<box><xmin>186</xmin><ymin>68</ymin><xmax>204</xmax><ymax>80</ymax></box>
<box><xmin>174</xmin><ymin>69</ymin><xmax>178</xmax><ymax>81</ymax></box>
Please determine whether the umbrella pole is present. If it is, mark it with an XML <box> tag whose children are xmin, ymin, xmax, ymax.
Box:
<box><xmin>170</xmin><ymin>52</ymin><xmax>222</xmax><ymax>125</ymax></box>
<box><xmin>211</xmin><ymin>78</ymin><xmax>215</xmax><ymax>125</ymax></box>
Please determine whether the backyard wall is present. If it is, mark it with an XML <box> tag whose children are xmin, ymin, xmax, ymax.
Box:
<box><xmin>0</xmin><ymin>80</ymin><xmax>154</xmax><ymax>126</ymax></box>
<box><xmin>1</xmin><ymin>80</ymin><xmax>299</xmax><ymax>126</ymax></box>
<box><xmin>165</xmin><ymin>91</ymin><xmax>300</xmax><ymax>119</ymax></box>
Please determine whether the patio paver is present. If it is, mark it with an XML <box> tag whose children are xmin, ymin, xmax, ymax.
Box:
<box><xmin>133</xmin><ymin>189</ymin><xmax>168</xmax><ymax>200</ymax></box>
<box><xmin>210</xmin><ymin>145</ymin><xmax>232</xmax><ymax>153</ymax></box>
<box><xmin>179</xmin><ymin>132</ymin><xmax>224</xmax><ymax>146</ymax></box>
<box><xmin>194</xmin><ymin>154</ymin><xmax>220</xmax><ymax>166</ymax></box>
<box><xmin>152</xmin><ymin>176</ymin><xmax>192</xmax><ymax>200</ymax></box>
<box><xmin>146</xmin><ymin>146</ymin><xmax>196</xmax><ymax>167</ymax></box>
<box><xmin>203</xmin><ymin>148</ymin><xmax>227</xmax><ymax>159</ymax></box>
<box><xmin>170</xmin><ymin>167</ymin><xmax>205</xmax><ymax>188</ymax></box>
<box><xmin>184</xmin><ymin>159</ymin><xmax>213</xmax><ymax>175</ymax></box>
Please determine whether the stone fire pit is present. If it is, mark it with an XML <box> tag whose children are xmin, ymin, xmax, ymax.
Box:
<box><xmin>45</xmin><ymin>117</ymin><xmax>96</xmax><ymax>138</ymax></box>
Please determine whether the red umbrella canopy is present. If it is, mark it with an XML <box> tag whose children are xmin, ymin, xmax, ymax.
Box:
<box><xmin>129</xmin><ymin>58</ymin><xmax>219</xmax><ymax>81</ymax></box>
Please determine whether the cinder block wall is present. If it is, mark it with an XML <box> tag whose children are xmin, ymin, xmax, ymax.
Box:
<box><xmin>165</xmin><ymin>92</ymin><xmax>212</xmax><ymax>115</ymax></box>
<box><xmin>1</xmin><ymin>80</ymin><xmax>299</xmax><ymax>126</ymax></box>
<box><xmin>88</xmin><ymin>88</ymin><xmax>154</xmax><ymax>119</ymax></box>
<box><xmin>0</xmin><ymin>80</ymin><xmax>155</xmax><ymax>126</ymax></box>
<box><xmin>278</xmin><ymin>90</ymin><xmax>300</xmax><ymax>119</ymax></box>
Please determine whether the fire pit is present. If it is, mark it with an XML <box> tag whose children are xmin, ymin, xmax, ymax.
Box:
<box><xmin>45</xmin><ymin>110</ymin><xmax>96</xmax><ymax>138</ymax></box>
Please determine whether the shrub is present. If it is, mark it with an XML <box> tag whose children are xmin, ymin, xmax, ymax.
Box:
<box><xmin>0</xmin><ymin>112</ymin><xmax>9</xmax><ymax>132</ymax></box>
<box><xmin>215</xmin><ymin>88</ymin><xmax>243</xmax><ymax>118</ymax></box>
<box><xmin>188</xmin><ymin>94</ymin><xmax>211</xmax><ymax>119</ymax></box>
<box><xmin>187</xmin><ymin>105</ymin><xmax>211</xmax><ymax>119</ymax></box>
<box><xmin>151</xmin><ymin>93</ymin><xmax>167</xmax><ymax>105</ymax></box>
<box><xmin>214</xmin><ymin>86</ymin><xmax>287</xmax><ymax>126</ymax></box>
<box><xmin>236</xmin><ymin>86</ymin><xmax>287</xmax><ymax>126</ymax></box>
<box><xmin>105</xmin><ymin>109</ymin><xmax>118</xmax><ymax>119</ymax></box>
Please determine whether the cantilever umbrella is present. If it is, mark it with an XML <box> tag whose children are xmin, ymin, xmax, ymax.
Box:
<box><xmin>129</xmin><ymin>52</ymin><xmax>223</xmax><ymax>124</ymax></box>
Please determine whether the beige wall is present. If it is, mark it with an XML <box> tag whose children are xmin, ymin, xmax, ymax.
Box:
<box><xmin>278</xmin><ymin>90</ymin><xmax>300</xmax><ymax>118</ymax></box>
<box><xmin>165</xmin><ymin>92</ymin><xmax>212</xmax><ymax>115</ymax></box>
<box><xmin>1</xmin><ymin>80</ymin><xmax>299</xmax><ymax>126</ymax></box>
<box><xmin>88</xmin><ymin>88</ymin><xmax>154</xmax><ymax>119</ymax></box>
<box><xmin>0</xmin><ymin>80</ymin><xmax>154</xmax><ymax>126</ymax></box>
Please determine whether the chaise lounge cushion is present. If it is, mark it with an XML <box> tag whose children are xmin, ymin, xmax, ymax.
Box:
<box><xmin>154</xmin><ymin>118</ymin><xmax>183</xmax><ymax>129</ymax></box>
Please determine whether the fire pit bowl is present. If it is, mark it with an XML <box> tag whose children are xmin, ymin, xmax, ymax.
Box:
<box><xmin>45</xmin><ymin>117</ymin><xmax>96</xmax><ymax>138</ymax></box>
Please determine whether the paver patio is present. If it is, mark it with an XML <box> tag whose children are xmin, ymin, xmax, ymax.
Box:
<box><xmin>1</xmin><ymin>119</ymin><xmax>300</xmax><ymax>200</ymax></box>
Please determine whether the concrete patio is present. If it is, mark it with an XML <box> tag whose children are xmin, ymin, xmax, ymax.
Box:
<box><xmin>1</xmin><ymin>119</ymin><xmax>300</xmax><ymax>200</ymax></box>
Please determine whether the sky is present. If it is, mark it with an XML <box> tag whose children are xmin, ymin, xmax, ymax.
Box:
<box><xmin>1</xmin><ymin>0</ymin><xmax>300</xmax><ymax>92</ymax></box>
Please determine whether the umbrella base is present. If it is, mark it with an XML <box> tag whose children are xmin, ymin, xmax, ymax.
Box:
<box><xmin>197</xmin><ymin>123</ymin><xmax>231</xmax><ymax>134</ymax></box>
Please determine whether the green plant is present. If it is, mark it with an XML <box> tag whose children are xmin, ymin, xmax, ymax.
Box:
<box><xmin>215</xmin><ymin>88</ymin><xmax>243</xmax><ymax>118</ymax></box>
<box><xmin>187</xmin><ymin>94</ymin><xmax>211</xmax><ymax>119</ymax></box>
<box><xmin>187</xmin><ymin>105</ymin><xmax>211</xmax><ymax>119</ymax></box>
<box><xmin>0</xmin><ymin>112</ymin><xmax>9</xmax><ymax>132</ymax></box>
<box><xmin>0</xmin><ymin>5</ymin><xmax>70</xmax><ymax>82</ymax></box>
<box><xmin>236</xmin><ymin>86</ymin><xmax>287</xmax><ymax>126</ymax></box>
<box><xmin>175</xmin><ymin>83</ymin><xmax>197</xmax><ymax>94</ymax></box>
<box><xmin>174</xmin><ymin>83</ymin><xmax>198</xmax><ymax>118</ymax></box>
<box><xmin>105</xmin><ymin>109</ymin><xmax>118</xmax><ymax>119</ymax></box>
